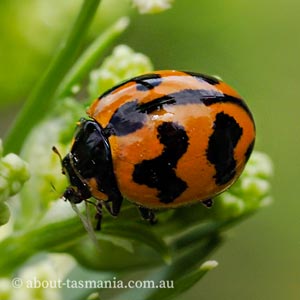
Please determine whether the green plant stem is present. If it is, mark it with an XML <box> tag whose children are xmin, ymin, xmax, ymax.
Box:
<box><xmin>57</xmin><ymin>17</ymin><xmax>130</xmax><ymax>98</ymax></box>
<box><xmin>4</xmin><ymin>0</ymin><xmax>101</xmax><ymax>155</ymax></box>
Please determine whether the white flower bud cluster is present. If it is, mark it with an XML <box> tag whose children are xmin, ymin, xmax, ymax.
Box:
<box><xmin>132</xmin><ymin>0</ymin><xmax>174</xmax><ymax>14</ymax></box>
<box><xmin>214</xmin><ymin>151</ymin><xmax>273</xmax><ymax>220</ymax></box>
<box><xmin>0</xmin><ymin>139</ymin><xmax>30</xmax><ymax>225</ymax></box>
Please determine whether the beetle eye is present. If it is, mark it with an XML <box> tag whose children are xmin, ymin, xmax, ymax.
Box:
<box><xmin>63</xmin><ymin>187</ymin><xmax>73</xmax><ymax>198</ymax></box>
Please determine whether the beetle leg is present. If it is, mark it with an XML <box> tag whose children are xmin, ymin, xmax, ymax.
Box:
<box><xmin>138</xmin><ymin>206</ymin><xmax>157</xmax><ymax>225</ymax></box>
<box><xmin>111</xmin><ymin>195</ymin><xmax>123</xmax><ymax>216</ymax></box>
<box><xmin>202</xmin><ymin>198</ymin><xmax>214</xmax><ymax>208</ymax></box>
<box><xmin>104</xmin><ymin>195</ymin><xmax>123</xmax><ymax>217</ymax></box>
<box><xmin>95</xmin><ymin>202</ymin><xmax>103</xmax><ymax>231</ymax></box>
<box><xmin>95</xmin><ymin>195</ymin><xmax>123</xmax><ymax>229</ymax></box>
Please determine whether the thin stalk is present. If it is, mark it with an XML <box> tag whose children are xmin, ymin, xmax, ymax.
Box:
<box><xmin>4</xmin><ymin>0</ymin><xmax>101</xmax><ymax>154</ymax></box>
<box><xmin>57</xmin><ymin>17</ymin><xmax>130</xmax><ymax>98</ymax></box>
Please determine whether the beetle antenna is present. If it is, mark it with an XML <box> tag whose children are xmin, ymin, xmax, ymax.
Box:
<box><xmin>52</xmin><ymin>146</ymin><xmax>67</xmax><ymax>175</ymax></box>
<box><xmin>52</xmin><ymin>146</ymin><xmax>63</xmax><ymax>164</ymax></box>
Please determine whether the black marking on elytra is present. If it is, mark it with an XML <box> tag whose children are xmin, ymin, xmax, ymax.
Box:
<box><xmin>98</xmin><ymin>73</ymin><xmax>162</xmax><ymax>99</ymax></box>
<box><xmin>207</xmin><ymin>112</ymin><xmax>243</xmax><ymax>185</ymax></box>
<box><xmin>134</xmin><ymin>73</ymin><xmax>163</xmax><ymax>91</ymax></box>
<box><xmin>133</xmin><ymin>122</ymin><xmax>189</xmax><ymax>204</ymax></box>
<box><xmin>98</xmin><ymin>72</ymin><xmax>253</xmax><ymax>120</ymax></box>
<box><xmin>203</xmin><ymin>95</ymin><xmax>254</xmax><ymax>122</ymax></box>
<box><xmin>138</xmin><ymin>95</ymin><xmax>176</xmax><ymax>113</ymax></box>
<box><xmin>245</xmin><ymin>139</ymin><xmax>255</xmax><ymax>162</ymax></box>
<box><xmin>137</xmin><ymin>89</ymin><xmax>222</xmax><ymax>114</ymax></box>
<box><xmin>139</xmin><ymin>89</ymin><xmax>254</xmax><ymax>121</ymax></box>
<box><xmin>184</xmin><ymin>71</ymin><xmax>220</xmax><ymax>85</ymax></box>
<box><xmin>97</xmin><ymin>78</ymin><xmax>132</xmax><ymax>100</ymax></box>
<box><xmin>107</xmin><ymin>89</ymin><xmax>253</xmax><ymax>137</ymax></box>
<box><xmin>107</xmin><ymin>100</ymin><xmax>146</xmax><ymax>136</ymax></box>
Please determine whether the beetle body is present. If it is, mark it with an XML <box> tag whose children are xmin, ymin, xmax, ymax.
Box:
<box><xmin>60</xmin><ymin>70</ymin><xmax>255</xmax><ymax>225</ymax></box>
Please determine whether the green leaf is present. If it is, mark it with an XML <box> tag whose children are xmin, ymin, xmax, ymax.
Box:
<box><xmin>101</xmin><ymin>222</ymin><xmax>171</xmax><ymax>264</ymax></box>
<box><xmin>165</xmin><ymin>235</ymin><xmax>221</xmax><ymax>280</ymax></box>
<box><xmin>106</xmin><ymin>235</ymin><xmax>221</xmax><ymax>300</ymax></box>
<box><xmin>146</xmin><ymin>261</ymin><xmax>218</xmax><ymax>300</ymax></box>
<box><xmin>168</xmin><ymin>220</ymin><xmax>230</xmax><ymax>251</ymax></box>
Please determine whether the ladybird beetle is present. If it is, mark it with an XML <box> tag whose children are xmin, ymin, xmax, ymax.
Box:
<box><xmin>56</xmin><ymin>70</ymin><xmax>255</xmax><ymax>229</ymax></box>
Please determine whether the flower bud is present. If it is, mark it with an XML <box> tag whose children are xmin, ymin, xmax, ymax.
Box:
<box><xmin>0</xmin><ymin>202</ymin><xmax>10</xmax><ymax>226</ymax></box>
<box><xmin>132</xmin><ymin>0</ymin><xmax>174</xmax><ymax>14</ymax></box>
<box><xmin>0</xmin><ymin>138</ymin><xmax>30</xmax><ymax>226</ymax></box>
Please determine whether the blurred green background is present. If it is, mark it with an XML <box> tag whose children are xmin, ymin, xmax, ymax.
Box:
<box><xmin>0</xmin><ymin>0</ymin><xmax>298</xmax><ymax>299</ymax></box>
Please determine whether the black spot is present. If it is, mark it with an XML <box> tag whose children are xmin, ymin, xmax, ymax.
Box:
<box><xmin>245</xmin><ymin>139</ymin><xmax>255</xmax><ymax>162</ymax></box>
<box><xmin>107</xmin><ymin>100</ymin><xmax>146</xmax><ymax>136</ymax></box>
<box><xmin>132</xmin><ymin>122</ymin><xmax>189</xmax><ymax>203</ymax></box>
<box><xmin>133</xmin><ymin>73</ymin><xmax>163</xmax><ymax>91</ymax></box>
<box><xmin>184</xmin><ymin>71</ymin><xmax>220</xmax><ymax>85</ymax></box>
<box><xmin>206</xmin><ymin>112</ymin><xmax>243</xmax><ymax>185</ymax></box>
